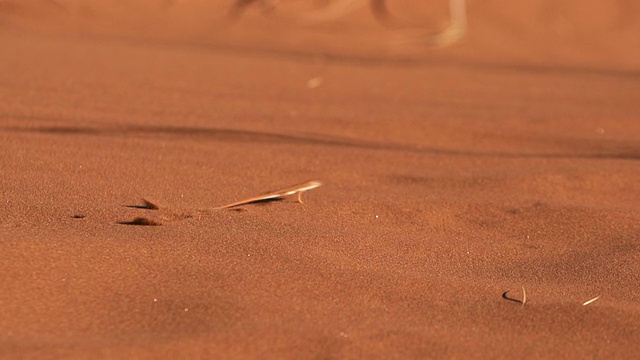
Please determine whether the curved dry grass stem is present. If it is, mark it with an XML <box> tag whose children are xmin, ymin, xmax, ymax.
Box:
<box><xmin>501</xmin><ymin>288</ymin><xmax>526</xmax><ymax>306</ymax></box>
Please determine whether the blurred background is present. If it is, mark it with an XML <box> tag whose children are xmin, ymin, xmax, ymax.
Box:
<box><xmin>1</xmin><ymin>0</ymin><xmax>639</xmax><ymax>69</ymax></box>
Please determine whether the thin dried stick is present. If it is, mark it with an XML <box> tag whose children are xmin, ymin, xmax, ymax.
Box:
<box><xmin>582</xmin><ymin>295</ymin><xmax>601</xmax><ymax>306</ymax></box>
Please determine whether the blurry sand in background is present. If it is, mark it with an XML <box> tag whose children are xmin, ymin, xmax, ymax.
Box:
<box><xmin>1</xmin><ymin>0</ymin><xmax>639</xmax><ymax>67</ymax></box>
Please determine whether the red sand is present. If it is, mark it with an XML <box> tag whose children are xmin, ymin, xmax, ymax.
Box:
<box><xmin>1</xmin><ymin>1</ymin><xmax>639</xmax><ymax>358</ymax></box>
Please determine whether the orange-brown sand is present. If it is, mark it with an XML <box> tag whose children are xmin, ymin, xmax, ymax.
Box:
<box><xmin>1</xmin><ymin>1</ymin><xmax>639</xmax><ymax>358</ymax></box>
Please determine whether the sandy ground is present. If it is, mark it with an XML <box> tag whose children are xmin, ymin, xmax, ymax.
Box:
<box><xmin>1</xmin><ymin>1</ymin><xmax>639</xmax><ymax>358</ymax></box>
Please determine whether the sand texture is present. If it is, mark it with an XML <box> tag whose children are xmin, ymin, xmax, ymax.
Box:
<box><xmin>1</xmin><ymin>1</ymin><xmax>639</xmax><ymax>358</ymax></box>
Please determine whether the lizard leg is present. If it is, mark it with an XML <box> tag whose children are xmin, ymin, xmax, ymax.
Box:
<box><xmin>297</xmin><ymin>191</ymin><xmax>304</xmax><ymax>204</ymax></box>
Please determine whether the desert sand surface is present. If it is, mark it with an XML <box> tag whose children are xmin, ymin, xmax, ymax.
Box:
<box><xmin>1</xmin><ymin>1</ymin><xmax>639</xmax><ymax>358</ymax></box>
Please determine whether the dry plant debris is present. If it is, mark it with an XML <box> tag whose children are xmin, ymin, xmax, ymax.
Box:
<box><xmin>502</xmin><ymin>287</ymin><xmax>527</xmax><ymax>306</ymax></box>
<box><xmin>582</xmin><ymin>296</ymin><xmax>601</xmax><ymax>306</ymax></box>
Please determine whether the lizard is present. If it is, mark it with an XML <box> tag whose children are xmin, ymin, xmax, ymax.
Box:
<box><xmin>212</xmin><ymin>180</ymin><xmax>322</xmax><ymax>209</ymax></box>
<box><xmin>120</xmin><ymin>180</ymin><xmax>323</xmax><ymax>225</ymax></box>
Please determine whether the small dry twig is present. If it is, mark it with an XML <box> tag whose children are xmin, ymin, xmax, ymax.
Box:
<box><xmin>582</xmin><ymin>295</ymin><xmax>601</xmax><ymax>306</ymax></box>
<box><xmin>502</xmin><ymin>287</ymin><xmax>527</xmax><ymax>306</ymax></box>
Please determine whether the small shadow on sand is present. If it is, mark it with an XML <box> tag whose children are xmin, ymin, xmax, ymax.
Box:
<box><xmin>118</xmin><ymin>217</ymin><xmax>161</xmax><ymax>226</ymax></box>
<box><xmin>124</xmin><ymin>199</ymin><xmax>160</xmax><ymax>210</ymax></box>
<box><xmin>224</xmin><ymin>197</ymin><xmax>286</xmax><ymax>209</ymax></box>
<box><xmin>239</xmin><ymin>197</ymin><xmax>285</xmax><ymax>205</ymax></box>
<box><xmin>502</xmin><ymin>291</ymin><xmax>524</xmax><ymax>305</ymax></box>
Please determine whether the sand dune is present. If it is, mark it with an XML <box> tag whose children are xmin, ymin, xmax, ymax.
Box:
<box><xmin>1</xmin><ymin>1</ymin><xmax>639</xmax><ymax>358</ymax></box>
